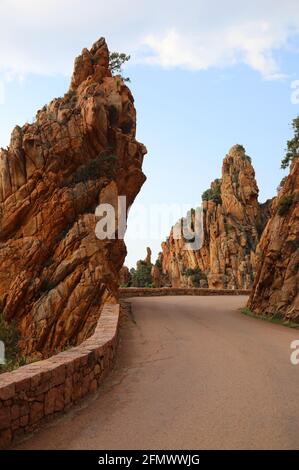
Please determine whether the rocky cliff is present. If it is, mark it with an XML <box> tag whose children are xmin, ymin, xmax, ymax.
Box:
<box><xmin>0</xmin><ymin>38</ymin><xmax>147</xmax><ymax>357</ymax></box>
<box><xmin>248</xmin><ymin>159</ymin><xmax>298</xmax><ymax>320</ymax></box>
<box><xmin>160</xmin><ymin>145</ymin><xmax>271</xmax><ymax>289</ymax></box>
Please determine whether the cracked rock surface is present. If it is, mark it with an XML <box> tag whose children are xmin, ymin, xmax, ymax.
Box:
<box><xmin>160</xmin><ymin>145</ymin><xmax>272</xmax><ymax>290</ymax></box>
<box><xmin>0</xmin><ymin>38</ymin><xmax>147</xmax><ymax>357</ymax></box>
<box><xmin>248</xmin><ymin>158</ymin><xmax>299</xmax><ymax>320</ymax></box>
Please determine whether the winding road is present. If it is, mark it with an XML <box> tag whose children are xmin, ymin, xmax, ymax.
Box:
<box><xmin>16</xmin><ymin>296</ymin><xmax>299</xmax><ymax>450</ymax></box>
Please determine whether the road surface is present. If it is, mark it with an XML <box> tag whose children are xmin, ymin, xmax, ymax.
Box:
<box><xmin>16</xmin><ymin>296</ymin><xmax>299</xmax><ymax>450</ymax></box>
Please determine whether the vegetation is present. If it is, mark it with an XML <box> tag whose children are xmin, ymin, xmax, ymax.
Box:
<box><xmin>0</xmin><ymin>312</ymin><xmax>23</xmax><ymax>373</ymax></box>
<box><xmin>242</xmin><ymin>308</ymin><xmax>299</xmax><ymax>329</ymax></box>
<box><xmin>232</xmin><ymin>167</ymin><xmax>239</xmax><ymax>184</ymax></box>
<box><xmin>155</xmin><ymin>256</ymin><xmax>162</xmax><ymax>270</ymax></box>
<box><xmin>281</xmin><ymin>116</ymin><xmax>299</xmax><ymax>169</ymax></box>
<box><xmin>234</xmin><ymin>144</ymin><xmax>245</xmax><ymax>153</ymax></box>
<box><xmin>224</xmin><ymin>222</ymin><xmax>234</xmax><ymax>234</ymax></box>
<box><xmin>101</xmin><ymin>154</ymin><xmax>118</xmax><ymax>163</ymax></box>
<box><xmin>245</xmin><ymin>231</ymin><xmax>256</xmax><ymax>252</ymax></box>
<box><xmin>72</xmin><ymin>159</ymin><xmax>102</xmax><ymax>185</ymax></box>
<box><xmin>130</xmin><ymin>261</ymin><xmax>153</xmax><ymax>288</ymax></box>
<box><xmin>120</xmin><ymin>283</ymin><xmax>131</xmax><ymax>288</ymax></box>
<box><xmin>101</xmin><ymin>154</ymin><xmax>118</xmax><ymax>177</ymax></box>
<box><xmin>183</xmin><ymin>267</ymin><xmax>205</xmax><ymax>287</ymax></box>
<box><xmin>233</xmin><ymin>144</ymin><xmax>252</xmax><ymax>163</ymax></box>
<box><xmin>277</xmin><ymin>194</ymin><xmax>293</xmax><ymax>216</ymax></box>
<box><xmin>202</xmin><ymin>179</ymin><xmax>222</xmax><ymax>205</ymax></box>
<box><xmin>70</xmin><ymin>154</ymin><xmax>118</xmax><ymax>186</ymax></box>
<box><xmin>184</xmin><ymin>267</ymin><xmax>200</xmax><ymax>277</ymax></box>
<box><xmin>109</xmin><ymin>52</ymin><xmax>131</xmax><ymax>82</ymax></box>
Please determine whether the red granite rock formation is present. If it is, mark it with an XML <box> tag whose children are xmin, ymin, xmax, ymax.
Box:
<box><xmin>160</xmin><ymin>145</ymin><xmax>272</xmax><ymax>289</ymax></box>
<box><xmin>0</xmin><ymin>38</ymin><xmax>147</xmax><ymax>357</ymax></box>
<box><xmin>248</xmin><ymin>159</ymin><xmax>298</xmax><ymax>320</ymax></box>
<box><xmin>119</xmin><ymin>266</ymin><xmax>131</xmax><ymax>287</ymax></box>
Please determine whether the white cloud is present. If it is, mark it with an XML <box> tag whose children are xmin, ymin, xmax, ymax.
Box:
<box><xmin>142</xmin><ymin>16</ymin><xmax>296</xmax><ymax>79</ymax></box>
<box><xmin>0</xmin><ymin>0</ymin><xmax>298</xmax><ymax>79</ymax></box>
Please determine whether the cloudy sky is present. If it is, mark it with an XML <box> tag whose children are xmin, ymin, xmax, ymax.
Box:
<box><xmin>0</xmin><ymin>0</ymin><xmax>299</xmax><ymax>266</ymax></box>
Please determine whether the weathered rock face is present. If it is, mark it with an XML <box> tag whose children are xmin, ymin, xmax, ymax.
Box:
<box><xmin>119</xmin><ymin>266</ymin><xmax>131</xmax><ymax>287</ymax></box>
<box><xmin>144</xmin><ymin>246</ymin><xmax>152</xmax><ymax>266</ymax></box>
<box><xmin>129</xmin><ymin>246</ymin><xmax>166</xmax><ymax>288</ymax></box>
<box><xmin>160</xmin><ymin>145</ymin><xmax>271</xmax><ymax>289</ymax></box>
<box><xmin>0</xmin><ymin>38</ymin><xmax>147</xmax><ymax>357</ymax></box>
<box><xmin>248</xmin><ymin>159</ymin><xmax>299</xmax><ymax>320</ymax></box>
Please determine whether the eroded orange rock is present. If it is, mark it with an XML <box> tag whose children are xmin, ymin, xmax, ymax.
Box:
<box><xmin>0</xmin><ymin>38</ymin><xmax>147</xmax><ymax>357</ymax></box>
<box><xmin>119</xmin><ymin>266</ymin><xmax>131</xmax><ymax>287</ymax></box>
<box><xmin>160</xmin><ymin>145</ymin><xmax>272</xmax><ymax>290</ymax></box>
<box><xmin>248</xmin><ymin>159</ymin><xmax>299</xmax><ymax>320</ymax></box>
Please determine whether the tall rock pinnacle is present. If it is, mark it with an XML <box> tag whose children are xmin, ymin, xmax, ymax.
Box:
<box><xmin>0</xmin><ymin>38</ymin><xmax>147</xmax><ymax>357</ymax></box>
<box><xmin>159</xmin><ymin>145</ymin><xmax>272</xmax><ymax>289</ymax></box>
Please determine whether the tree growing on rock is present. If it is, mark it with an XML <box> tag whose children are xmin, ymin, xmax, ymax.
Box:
<box><xmin>109</xmin><ymin>52</ymin><xmax>131</xmax><ymax>82</ymax></box>
<box><xmin>281</xmin><ymin>116</ymin><xmax>299</xmax><ymax>169</ymax></box>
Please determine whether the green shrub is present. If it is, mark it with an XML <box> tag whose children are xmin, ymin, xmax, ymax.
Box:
<box><xmin>109</xmin><ymin>52</ymin><xmax>131</xmax><ymax>82</ymax></box>
<box><xmin>130</xmin><ymin>262</ymin><xmax>153</xmax><ymax>288</ymax></box>
<box><xmin>224</xmin><ymin>222</ymin><xmax>234</xmax><ymax>234</ymax></box>
<box><xmin>232</xmin><ymin>167</ymin><xmax>239</xmax><ymax>184</ymax></box>
<box><xmin>234</xmin><ymin>144</ymin><xmax>245</xmax><ymax>153</ymax></box>
<box><xmin>202</xmin><ymin>179</ymin><xmax>222</xmax><ymax>205</ymax></box>
<box><xmin>0</xmin><ymin>313</ymin><xmax>20</xmax><ymax>373</ymax></box>
<box><xmin>281</xmin><ymin>116</ymin><xmax>299</xmax><ymax>169</ymax></box>
<box><xmin>183</xmin><ymin>267</ymin><xmax>202</xmax><ymax>287</ymax></box>
<box><xmin>242</xmin><ymin>308</ymin><xmax>299</xmax><ymax>329</ymax></box>
<box><xmin>71</xmin><ymin>154</ymin><xmax>117</xmax><ymax>185</ymax></box>
<box><xmin>72</xmin><ymin>159</ymin><xmax>101</xmax><ymax>185</ymax></box>
<box><xmin>277</xmin><ymin>194</ymin><xmax>293</xmax><ymax>216</ymax></box>
<box><xmin>184</xmin><ymin>268</ymin><xmax>200</xmax><ymax>277</ymax></box>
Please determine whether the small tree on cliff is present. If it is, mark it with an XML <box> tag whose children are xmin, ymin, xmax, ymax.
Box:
<box><xmin>109</xmin><ymin>52</ymin><xmax>131</xmax><ymax>82</ymax></box>
<box><xmin>281</xmin><ymin>116</ymin><xmax>299</xmax><ymax>169</ymax></box>
<box><xmin>0</xmin><ymin>312</ymin><xmax>20</xmax><ymax>372</ymax></box>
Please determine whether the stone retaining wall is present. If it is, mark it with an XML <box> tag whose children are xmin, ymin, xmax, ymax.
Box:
<box><xmin>119</xmin><ymin>287</ymin><xmax>251</xmax><ymax>298</ymax></box>
<box><xmin>0</xmin><ymin>304</ymin><xmax>119</xmax><ymax>449</ymax></box>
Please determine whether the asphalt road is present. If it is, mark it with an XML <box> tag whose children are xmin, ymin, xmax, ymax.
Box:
<box><xmin>16</xmin><ymin>296</ymin><xmax>299</xmax><ymax>450</ymax></box>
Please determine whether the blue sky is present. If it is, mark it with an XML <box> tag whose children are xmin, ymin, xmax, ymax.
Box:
<box><xmin>0</xmin><ymin>0</ymin><xmax>299</xmax><ymax>267</ymax></box>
